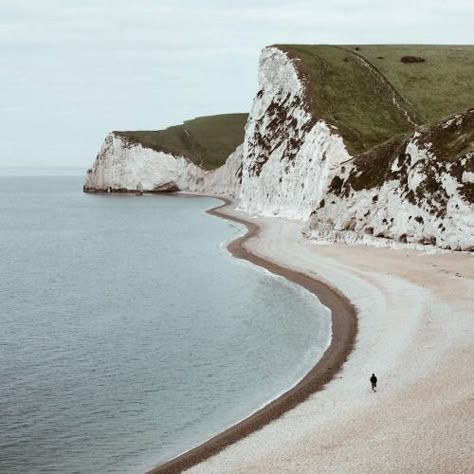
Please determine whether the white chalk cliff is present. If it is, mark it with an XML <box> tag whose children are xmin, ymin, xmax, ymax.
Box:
<box><xmin>85</xmin><ymin>46</ymin><xmax>474</xmax><ymax>251</ymax></box>
<box><xmin>306</xmin><ymin>121</ymin><xmax>474</xmax><ymax>251</ymax></box>
<box><xmin>85</xmin><ymin>133</ymin><xmax>204</xmax><ymax>193</ymax></box>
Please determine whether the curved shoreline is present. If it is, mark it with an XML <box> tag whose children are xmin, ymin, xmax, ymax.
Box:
<box><xmin>148</xmin><ymin>198</ymin><xmax>357</xmax><ymax>474</ymax></box>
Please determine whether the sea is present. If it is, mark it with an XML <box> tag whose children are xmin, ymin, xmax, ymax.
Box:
<box><xmin>0</xmin><ymin>171</ymin><xmax>331</xmax><ymax>473</ymax></box>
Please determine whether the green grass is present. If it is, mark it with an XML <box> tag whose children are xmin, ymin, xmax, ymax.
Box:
<box><xmin>116</xmin><ymin>113</ymin><xmax>248</xmax><ymax>170</ymax></box>
<box><xmin>115</xmin><ymin>46</ymin><xmax>474</xmax><ymax>169</ymax></box>
<box><xmin>277</xmin><ymin>45</ymin><xmax>474</xmax><ymax>155</ymax></box>
<box><xmin>349</xmin><ymin>45</ymin><xmax>474</xmax><ymax>124</ymax></box>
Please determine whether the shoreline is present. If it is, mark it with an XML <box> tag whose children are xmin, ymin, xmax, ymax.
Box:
<box><xmin>148</xmin><ymin>198</ymin><xmax>357</xmax><ymax>474</ymax></box>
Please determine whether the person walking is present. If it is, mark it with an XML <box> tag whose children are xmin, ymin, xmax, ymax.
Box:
<box><xmin>370</xmin><ymin>373</ymin><xmax>378</xmax><ymax>392</ymax></box>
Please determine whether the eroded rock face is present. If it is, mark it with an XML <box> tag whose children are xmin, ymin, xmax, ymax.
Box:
<box><xmin>153</xmin><ymin>181</ymin><xmax>179</xmax><ymax>193</ymax></box>
<box><xmin>84</xmin><ymin>133</ymin><xmax>206</xmax><ymax>193</ymax></box>
<box><xmin>239</xmin><ymin>47</ymin><xmax>351</xmax><ymax>219</ymax></box>
<box><xmin>237</xmin><ymin>48</ymin><xmax>473</xmax><ymax>250</ymax></box>
<box><xmin>305</xmin><ymin>110</ymin><xmax>474</xmax><ymax>251</ymax></box>
<box><xmin>203</xmin><ymin>145</ymin><xmax>243</xmax><ymax>199</ymax></box>
<box><xmin>84</xmin><ymin>131</ymin><xmax>243</xmax><ymax>198</ymax></box>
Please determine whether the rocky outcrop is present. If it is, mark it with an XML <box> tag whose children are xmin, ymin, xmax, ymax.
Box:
<box><xmin>153</xmin><ymin>181</ymin><xmax>179</xmax><ymax>192</ymax></box>
<box><xmin>235</xmin><ymin>48</ymin><xmax>473</xmax><ymax>250</ymax></box>
<box><xmin>304</xmin><ymin>110</ymin><xmax>474</xmax><ymax>251</ymax></box>
<box><xmin>84</xmin><ymin>133</ymin><xmax>241</xmax><ymax>198</ymax></box>
<box><xmin>238</xmin><ymin>47</ymin><xmax>351</xmax><ymax>219</ymax></box>
<box><xmin>203</xmin><ymin>145</ymin><xmax>243</xmax><ymax>199</ymax></box>
<box><xmin>84</xmin><ymin>133</ymin><xmax>205</xmax><ymax>193</ymax></box>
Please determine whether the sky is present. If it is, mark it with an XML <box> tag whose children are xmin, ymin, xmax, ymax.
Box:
<box><xmin>1</xmin><ymin>0</ymin><xmax>473</xmax><ymax>170</ymax></box>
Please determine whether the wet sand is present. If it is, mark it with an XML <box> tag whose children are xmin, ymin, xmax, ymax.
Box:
<box><xmin>148</xmin><ymin>198</ymin><xmax>357</xmax><ymax>473</ymax></box>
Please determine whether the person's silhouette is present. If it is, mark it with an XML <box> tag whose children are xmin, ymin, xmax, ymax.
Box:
<box><xmin>370</xmin><ymin>373</ymin><xmax>377</xmax><ymax>392</ymax></box>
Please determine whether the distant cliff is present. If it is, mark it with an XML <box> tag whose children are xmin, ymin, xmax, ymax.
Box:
<box><xmin>85</xmin><ymin>45</ymin><xmax>474</xmax><ymax>251</ymax></box>
<box><xmin>84</xmin><ymin>114</ymin><xmax>247</xmax><ymax>196</ymax></box>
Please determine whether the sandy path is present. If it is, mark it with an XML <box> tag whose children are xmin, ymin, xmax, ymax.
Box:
<box><xmin>187</xmin><ymin>205</ymin><xmax>474</xmax><ymax>473</ymax></box>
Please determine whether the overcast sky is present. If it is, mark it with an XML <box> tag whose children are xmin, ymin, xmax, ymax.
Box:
<box><xmin>1</xmin><ymin>0</ymin><xmax>473</xmax><ymax>169</ymax></box>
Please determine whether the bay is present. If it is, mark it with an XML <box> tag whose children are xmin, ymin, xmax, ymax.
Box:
<box><xmin>0</xmin><ymin>175</ymin><xmax>330</xmax><ymax>473</ymax></box>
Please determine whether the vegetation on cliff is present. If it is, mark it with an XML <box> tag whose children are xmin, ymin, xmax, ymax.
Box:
<box><xmin>115</xmin><ymin>113</ymin><xmax>247</xmax><ymax>170</ymax></box>
<box><xmin>278</xmin><ymin>44</ymin><xmax>474</xmax><ymax>157</ymax></box>
<box><xmin>114</xmin><ymin>46</ymin><xmax>473</xmax><ymax>174</ymax></box>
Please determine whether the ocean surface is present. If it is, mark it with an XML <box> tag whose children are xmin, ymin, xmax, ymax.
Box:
<box><xmin>0</xmin><ymin>174</ymin><xmax>331</xmax><ymax>473</ymax></box>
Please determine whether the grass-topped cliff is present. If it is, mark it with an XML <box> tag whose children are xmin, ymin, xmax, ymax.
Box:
<box><xmin>113</xmin><ymin>46</ymin><xmax>474</xmax><ymax>169</ymax></box>
<box><xmin>115</xmin><ymin>113</ymin><xmax>248</xmax><ymax>170</ymax></box>
<box><xmin>276</xmin><ymin>45</ymin><xmax>474</xmax><ymax>249</ymax></box>
<box><xmin>278</xmin><ymin>44</ymin><xmax>474</xmax><ymax>156</ymax></box>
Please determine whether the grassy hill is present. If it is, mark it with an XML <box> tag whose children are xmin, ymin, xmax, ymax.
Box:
<box><xmin>116</xmin><ymin>113</ymin><xmax>248</xmax><ymax>170</ymax></box>
<box><xmin>114</xmin><ymin>46</ymin><xmax>473</xmax><ymax>170</ymax></box>
<box><xmin>351</xmin><ymin>45</ymin><xmax>474</xmax><ymax>124</ymax></box>
<box><xmin>278</xmin><ymin>45</ymin><xmax>474</xmax><ymax>156</ymax></box>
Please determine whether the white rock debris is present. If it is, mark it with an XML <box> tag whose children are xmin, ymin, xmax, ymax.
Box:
<box><xmin>463</xmin><ymin>171</ymin><xmax>474</xmax><ymax>184</ymax></box>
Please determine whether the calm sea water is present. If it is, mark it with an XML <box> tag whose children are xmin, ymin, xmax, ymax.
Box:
<box><xmin>0</xmin><ymin>175</ymin><xmax>331</xmax><ymax>473</ymax></box>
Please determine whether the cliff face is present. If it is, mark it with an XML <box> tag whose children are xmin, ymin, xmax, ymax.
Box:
<box><xmin>238</xmin><ymin>47</ymin><xmax>350</xmax><ymax>219</ymax></box>
<box><xmin>237</xmin><ymin>47</ymin><xmax>473</xmax><ymax>250</ymax></box>
<box><xmin>85</xmin><ymin>46</ymin><xmax>474</xmax><ymax>251</ymax></box>
<box><xmin>84</xmin><ymin>133</ymin><xmax>205</xmax><ymax>193</ymax></box>
<box><xmin>84</xmin><ymin>133</ymin><xmax>241</xmax><ymax>198</ymax></box>
<box><xmin>306</xmin><ymin>111</ymin><xmax>474</xmax><ymax>251</ymax></box>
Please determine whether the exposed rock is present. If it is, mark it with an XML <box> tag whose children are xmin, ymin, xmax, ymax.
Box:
<box><xmin>153</xmin><ymin>181</ymin><xmax>179</xmax><ymax>193</ymax></box>
<box><xmin>239</xmin><ymin>47</ymin><xmax>351</xmax><ymax>219</ymax></box>
<box><xmin>84</xmin><ymin>133</ymin><xmax>205</xmax><ymax>193</ymax></box>
<box><xmin>306</xmin><ymin>111</ymin><xmax>474</xmax><ymax>251</ymax></box>
<box><xmin>84</xmin><ymin>131</ymin><xmax>243</xmax><ymax>199</ymax></box>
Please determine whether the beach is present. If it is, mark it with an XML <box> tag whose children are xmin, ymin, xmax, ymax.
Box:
<box><xmin>151</xmin><ymin>199</ymin><xmax>474</xmax><ymax>473</ymax></box>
